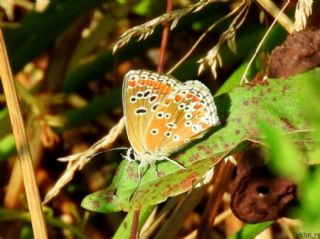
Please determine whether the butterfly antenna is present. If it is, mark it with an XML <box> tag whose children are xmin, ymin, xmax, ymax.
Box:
<box><xmin>89</xmin><ymin>147</ymin><xmax>129</xmax><ymax>160</ymax></box>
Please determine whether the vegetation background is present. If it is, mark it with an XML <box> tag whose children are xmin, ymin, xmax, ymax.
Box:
<box><xmin>0</xmin><ymin>0</ymin><xmax>320</xmax><ymax>238</ymax></box>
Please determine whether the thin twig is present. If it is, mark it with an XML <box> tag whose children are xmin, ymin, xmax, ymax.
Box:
<box><xmin>167</xmin><ymin>0</ymin><xmax>246</xmax><ymax>75</ymax></box>
<box><xmin>257</xmin><ymin>0</ymin><xmax>294</xmax><ymax>33</ymax></box>
<box><xmin>131</xmin><ymin>1</ymin><xmax>173</xmax><ymax>238</ymax></box>
<box><xmin>157</xmin><ymin>0</ymin><xmax>173</xmax><ymax>73</ymax></box>
<box><xmin>196</xmin><ymin>160</ymin><xmax>235</xmax><ymax>239</ymax></box>
<box><xmin>0</xmin><ymin>30</ymin><xmax>48</xmax><ymax>238</ymax></box>
<box><xmin>241</xmin><ymin>0</ymin><xmax>291</xmax><ymax>84</ymax></box>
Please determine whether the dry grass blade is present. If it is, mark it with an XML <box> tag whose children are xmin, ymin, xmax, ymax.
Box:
<box><xmin>113</xmin><ymin>0</ymin><xmax>227</xmax><ymax>53</ymax></box>
<box><xmin>43</xmin><ymin>116</ymin><xmax>126</xmax><ymax>204</ymax></box>
<box><xmin>0</xmin><ymin>30</ymin><xmax>48</xmax><ymax>238</ymax></box>
<box><xmin>241</xmin><ymin>0</ymin><xmax>291</xmax><ymax>84</ymax></box>
<box><xmin>257</xmin><ymin>0</ymin><xmax>294</xmax><ymax>33</ymax></box>
<box><xmin>294</xmin><ymin>0</ymin><xmax>313</xmax><ymax>31</ymax></box>
<box><xmin>198</xmin><ymin>0</ymin><xmax>250</xmax><ymax>77</ymax></box>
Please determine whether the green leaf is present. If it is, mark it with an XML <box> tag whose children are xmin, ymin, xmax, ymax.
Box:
<box><xmin>228</xmin><ymin>221</ymin><xmax>273</xmax><ymax>239</ymax></box>
<box><xmin>5</xmin><ymin>0</ymin><xmax>108</xmax><ymax>72</ymax></box>
<box><xmin>259</xmin><ymin>121</ymin><xmax>306</xmax><ymax>182</ymax></box>
<box><xmin>300</xmin><ymin>167</ymin><xmax>320</xmax><ymax>231</ymax></box>
<box><xmin>82</xmin><ymin>69</ymin><xmax>320</xmax><ymax>212</ymax></box>
<box><xmin>0</xmin><ymin>134</ymin><xmax>15</xmax><ymax>162</ymax></box>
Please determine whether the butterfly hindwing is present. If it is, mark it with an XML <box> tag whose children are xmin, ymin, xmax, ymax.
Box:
<box><xmin>144</xmin><ymin>80</ymin><xmax>220</xmax><ymax>155</ymax></box>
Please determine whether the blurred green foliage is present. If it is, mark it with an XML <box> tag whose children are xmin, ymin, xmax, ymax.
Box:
<box><xmin>1</xmin><ymin>0</ymin><xmax>320</xmax><ymax>238</ymax></box>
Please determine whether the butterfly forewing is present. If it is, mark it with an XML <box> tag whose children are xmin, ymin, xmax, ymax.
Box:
<box><xmin>123</xmin><ymin>70</ymin><xmax>179</xmax><ymax>154</ymax></box>
<box><xmin>144</xmin><ymin>80</ymin><xmax>220</xmax><ymax>155</ymax></box>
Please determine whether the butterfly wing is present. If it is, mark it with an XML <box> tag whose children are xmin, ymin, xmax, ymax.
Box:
<box><xmin>144</xmin><ymin>80</ymin><xmax>220</xmax><ymax>155</ymax></box>
<box><xmin>123</xmin><ymin>70</ymin><xmax>179</xmax><ymax>154</ymax></box>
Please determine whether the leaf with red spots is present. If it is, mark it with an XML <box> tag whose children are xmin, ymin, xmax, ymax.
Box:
<box><xmin>82</xmin><ymin>69</ymin><xmax>320</xmax><ymax>212</ymax></box>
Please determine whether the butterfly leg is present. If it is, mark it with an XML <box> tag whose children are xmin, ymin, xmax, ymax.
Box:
<box><xmin>163</xmin><ymin>156</ymin><xmax>186</xmax><ymax>170</ymax></box>
<box><xmin>150</xmin><ymin>162</ymin><xmax>160</xmax><ymax>177</ymax></box>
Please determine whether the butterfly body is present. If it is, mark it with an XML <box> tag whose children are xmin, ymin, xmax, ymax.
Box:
<box><xmin>122</xmin><ymin>70</ymin><xmax>220</xmax><ymax>176</ymax></box>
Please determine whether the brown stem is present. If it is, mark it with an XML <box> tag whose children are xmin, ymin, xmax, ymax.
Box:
<box><xmin>196</xmin><ymin>156</ymin><xmax>238</xmax><ymax>239</ymax></box>
<box><xmin>130</xmin><ymin>1</ymin><xmax>173</xmax><ymax>238</ymax></box>
<box><xmin>130</xmin><ymin>210</ymin><xmax>141</xmax><ymax>239</ymax></box>
<box><xmin>157</xmin><ymin>0</ymin><xmax>173</xmax><ymax>73</ymax></box>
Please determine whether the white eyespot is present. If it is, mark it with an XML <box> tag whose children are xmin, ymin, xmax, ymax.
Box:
<box><xmin>136</xmin><ymin>91</ymin><xmax>144</xmax><ymax>98</ymax></box>
<box><xmin>192</xmin><ymin>125</ymin><xmax>200</xmax><ymax>133</ymax></box>
<box><xmin>184</xmin><ymin>139</ymin><xmax>190</xmax><ymax>143</ymax></box>
<box><xmin>149</xmin><ymin>94</ymin><xmax>157</xmax><ymax>103</ymax></box>
<box><xmin>156</xmin><ymin>112</ymin><xmax>164</xmax><ymax>119</ymax></box>
<box><xmin>185</xmin><ymin>121</ymin><xmax>192</xmax><ymax>127</ymax></box>
<box><xmin>185</xmin><ymin>113</ymin><xmax>192</xmax><ymax>120</ymax></box>
<box><xmin>165</xmin><ymin>131</ymin><xmax>172</xmax><ymax>137</ymax></box>
<box><xmin>165</xmin><ymin>113</ymin><xmax>171</xmax><ymax>119</ymax></box>
<box><xmin>151</xmin><ymin>128</ymin><xmax>159</xmax><ymax>135</ymax></box>
<box><xmin>178</xmin><ymin>103</ymin><xmax>185</xmax><ymax>109</ymax></box>
<box><xmin>130</xmin><ymin>96</ymin><xmax>137</xmax><ymax>103</ymax></box>
<box><xmin>135</xmin><ymin>107</ymin><xmax>147</xmax><ymax>115</ymax></box>
<box><xmin>167</xmin><ymin>122</ymin><xmax>176</xmax><ymax>129</ymax></box>
<box><xmin>152</xmin><ymin>103</ymin><xmax>159</xmax><ymax>111</ymax></box>
<box><xmin>173</xmin><ymin>135</ymin><xmax>180</xmax><ymax>141</ymax></box>
<box><xmin>143</xmin><ymin>90</ymin><xmax>151</xmax><ymax>98</ymax></box>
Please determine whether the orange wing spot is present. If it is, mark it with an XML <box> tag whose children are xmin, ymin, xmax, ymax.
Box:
<box><xmin>159</xmin><ymin>83</ymin><xmax>167</xmax><ymax>91</ymax></box>
<box><xmin>162</xmin><ymin>84</ymin><xmax>172</xmax><ymax>94</ymax></box>
<box><xmin>200</xmin><ymin>122</ymin><xmax>209</xmax><ymax>129</ymax></box>
<box><xmin>194</xmin><ymin>103</ymin><xmax>203</xmax><ymax>109</ymax></box>
<box><xmin>175</xmin><ymin>95</ymin><xmax>183</xmax><ymax>102</ymax></box>
<box><xmin>192</xmin><ymin>96</ymin><xmax>199</xmax><ymax>102</ymax></box>
<box><xmin>186</xmin><ymin>93</ymin><xmax>194</xmax><ymax>98</ymax></box>
<box><xmin>128</xmin><ymin>80</ymin><xmax>136</xmax><ymax>87</ymax></box>
<box><xmin>140</xmin><ymin>79</ymin><xmax>146</xmax><ymax>86</ymax></box>
<box><xmin>147</xmin><ymin>79</ymin><xmax>153</xmax><ymax>86</ymax></box>
<box><xmin>164</xmin><ymin>98</ymin><xmax>172</xmax><ymax>105</ymax></box>
<box><xmin>154</xmin><ymin>81</ymin><xmax>161</xmax><ymax>89</ymax></box>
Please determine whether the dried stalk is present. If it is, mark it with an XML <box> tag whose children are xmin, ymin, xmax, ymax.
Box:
<box><xmin>0</xmin><ymin>29</ymin><xmax>48</xmax><ymax>238</ymax></box>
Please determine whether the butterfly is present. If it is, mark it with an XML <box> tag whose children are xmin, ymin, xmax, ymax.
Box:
<box><xmin>122</xmin><ymin>70</ymin><xmax>220</xmax><ymax>178</ymax></box>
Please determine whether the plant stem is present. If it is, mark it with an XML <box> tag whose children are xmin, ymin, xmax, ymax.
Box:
<box><xmin>157</xmin><ymin>0</ymin><xmax>173</xmax><ymax>73</ymax></box>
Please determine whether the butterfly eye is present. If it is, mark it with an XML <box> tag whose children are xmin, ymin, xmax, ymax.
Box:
<box><xmin>126</xmin><ymin>148</ymin><xmax>136</xmax><ymax>161</ymax></box>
